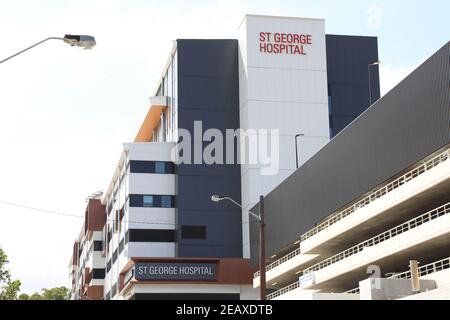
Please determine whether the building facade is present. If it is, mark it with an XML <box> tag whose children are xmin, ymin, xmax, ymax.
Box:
<box><xmin>69</xmin><ymin>197</ymin><xmax>106</xmax><ymax>300</ymax></box>
<box><xmin>69</xmin><ymin>14</ymin><xmax>380</xmax><ymax>300</ymax></box>
<box><xmin>251</xmin><ymin>41</ymin><xmax>450</xmax><ymax>300</ymax></box>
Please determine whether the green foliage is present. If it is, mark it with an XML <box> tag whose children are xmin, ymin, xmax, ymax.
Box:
<box><xmin>41</xmin><ymin>287</ymin><xmax>69</xmax><ymax>300</ymax></box>
<box><xmin>18</xmin><ymin>293</ymin><xmax>29</xmax><ymax>300</ymax></box>
<box><xmin>19</xmin><ymin>286</ymin><xmax>70</xmax><ymax>300</ymax></box>
<box><xmin>0</xmin><ymin>248</ymin><xmax>21</xmax><ymax>300</ymax></box>
<box><xmin>1</xmin><ymin>248</ymin><xmax>69</xmax><ymax>300</ymax></box>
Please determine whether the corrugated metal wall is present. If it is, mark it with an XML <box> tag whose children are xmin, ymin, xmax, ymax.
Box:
<box><xmin>250</xmin><ymin>42</ymin><xmax>450</xmax><ymax>262</ymax></box>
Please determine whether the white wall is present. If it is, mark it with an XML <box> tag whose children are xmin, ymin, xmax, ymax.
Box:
<box><xmin>238</xmin><ymin>15</ymin><xmax>330</xmax><ymax>258</ymax></box>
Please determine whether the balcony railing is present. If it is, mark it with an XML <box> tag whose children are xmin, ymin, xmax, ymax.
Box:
<box><xmin>258</xmin><ymin>148</ymin><xmax>450</xmax><ymax>288</ymax></box>
<box><xmin>303</xmin><ymin>201</ymin><xmax>450</xmax><ymax>274</ymax></box>
<box><xmin>300</xmin><ymin>149</ymin><xmax>450</xmax><ymax>242</ymax></box>
<box><xmin>254</xmin><ymin>248</ymin><xmax>301</xmax><ymax>278</ymax></box>
<box><xmin>267</xmin><ymin>281</ymin><xmax>301</xmax><ymax>300</ymax></box>
<box><xmin>389</xmin><ymin>257</ymin><xmax>450</xmax><ymax>280</ymax></box>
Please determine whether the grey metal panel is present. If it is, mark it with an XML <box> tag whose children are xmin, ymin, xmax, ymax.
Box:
<box><xmin>177</xmin><ymin>39</ymin><xmax>239</xmax><ymax>78</ymax></box>
<box><xmin>250</xmin><ymin>42</ymin><xmax>450</xmax><ymax>263</ymax></box>
<box><xmin>176</xmin><ymin>39</ymin><xmax>242</xmax><ymax>258</ymax></box>
<box><xmin>178</xmin><ymin>76</ymin><xmax>239</xmax><ymax>110</ymax></box>
<box><xmin>326</xmin><ymin>35</ymin><xmax>380</xmax><ymax>137</ymax></box>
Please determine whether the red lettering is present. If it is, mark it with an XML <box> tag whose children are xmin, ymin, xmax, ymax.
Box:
<box><xmin>260</xmin><ymin>42</ymin><xmax>267</xmax><ymax>53</ymax></box>
<box><xmin>259</xmin><ymin>32</ymin><xmax>266</xmax><ymax>42</ymax></box>
<box><xmin>259</xmin><ymin>31</ymin><xmax>311</xmax><ymax>55</ymax></box>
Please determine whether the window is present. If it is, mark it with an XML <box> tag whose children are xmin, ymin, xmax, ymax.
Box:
<box><xmin>129</xmin><ymin>195</ymin><xmax>175</xmax><ymax>208</ymax></box>
<box><xmin>111</xmin><ymin>283</ymin><xmax>118</xmax><ymax>297</ymax></box>
<box><xmin>92</xmin><ymin>268</ymin><xmax>105</xmax><ymax>279</ymax></box>
<box><xmin>181</xmin><ymin>226</ymin><xmax>207</xmax><ymax>239</ymax></box>
<box><xmin>127</xmin><ymin>229</ymin><xmax>176</xmax><ymax>242</ymax></box>
<box><xmin>143</xmin><ymin>195</ymin><xmax>154</xmax><ymax>208</ymax></box>
<box><xmin>160</xmin><ymin>195</ymin><xmax>173</xmax><ymax>208</ymax></box>
<box><xmin>155</xmin><ymin>161</ymin><xmax>165</xmax><ymax>174</ymax></box>
<box><xmin>119</xmin><ymin>238</ymin><xmax>125</xmax><ymax>254</ymax></box>
<box><xmin>129</xmin><ymin>160</ymin><xmax>175</xmax><ymax>174</ymax></box>
<box><xmin>112</xmin><ymin>250</ymin><xmax>118</xmax><ymax>264</ymax></box>
<box><xmin>93</xmin><ymin>241</ymin><xmax>103</xmax><ymax>251</ymax></box>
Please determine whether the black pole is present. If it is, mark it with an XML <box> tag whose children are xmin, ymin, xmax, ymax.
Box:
<box><xmin>259</xmin><ymin>195</ymin><xmax>266</xmax><ymax>300</ymax></box>
<box><xmin>295</xmin><ymin>134</ymin><xmax>303</xmax><ymax>169</ymax></box>
<box><xmin>368</xmin><ymin>64</ymin><xmax>373</xmax><ymax>106</ymax></box>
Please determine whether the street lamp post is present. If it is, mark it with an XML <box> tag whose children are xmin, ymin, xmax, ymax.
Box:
<box><xmin>295</xmin><ymin>133</ymin><xmax>304</xmax><ymax>169</ymax></box>
<box><xmin>368</xmin><ymin>61</ymin><xmax>381</xmax><ymax>106</ymax></box>
<box><xmin>211</xmin><ymin>194</ymin><xmax>266</xmax><ymax>300</ymax></box>
<box><xmin>0</xmin><ymin>34</ymin><xmax>96</xmax><ymax>65</ymax></box>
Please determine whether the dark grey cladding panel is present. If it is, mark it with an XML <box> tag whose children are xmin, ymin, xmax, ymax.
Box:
<box><xmin>326</xmin><ymin>35</ymin><xmax>380</xmax><ymax>138</ymax></box>
<box><xmin>251</xmin><ymin>42</ymin><xmax>450</xmax><ymax>263</ymax></box>
<box><xmin>326</xmin><ymin>35</ymin><xmax>380</xmax><ymax>86</ymax></box>
<box><xmin>177</xmin><ymin>175</ymin><xmax>242</xmax><ymax>211</ymax></box>
<box><xmin>176</xmin><ymin>39</ymin><xmax>241</xmax><ymax>259</ymax></box>
<box><xmin>177</xmin><ymin>245</ymin><xmax>243</xmax><ymax>259</ymax></box>
<box><xmin>330</xmin><ymin>115</ymin><xmax>360</xmax><ymax>134</ymax></box>
<box><xmin>328</xmin><ymin>84</ymin><xmax>374</xmax><ymax>116</ymax></box>
<box><xmin>177</xmin><ymin>39</ymin><xmax>239</xmax><ymax>78</ymax></box>
<box><xmin>178</xmin><ymin>108</ymin><xmax>240</xmax><ymax>132</ymax></box>
<box><xmin>178</xmin><ymin>76</ymin><xmax>239</xmax><ymax>110</ymax></box>
<box><xmin>177</xmin><ymin>210</ymin><xmax>242</xmax><ymax>246</ymax></box>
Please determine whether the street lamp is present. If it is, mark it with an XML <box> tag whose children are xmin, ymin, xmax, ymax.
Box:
<box><xmin>211</xmin><ymin>194</ymin><xmax>266</xmax><ymax>300</ymax></box>
<box><xmin>368</xmin><ymin>61</ymin><xmax>381</xmax><ymax>106</ymax></box>
<box><xmin>295</xmin><ymin>133</ymin><xmax>304</xmax><ymax>169</ymax></box>
<box><xmin>0</xmin><ymin>34</ymin><xmax>96</xmax><ymax>65</ymax></box>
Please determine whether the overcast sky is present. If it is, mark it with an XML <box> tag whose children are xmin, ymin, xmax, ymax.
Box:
<box><xmin>0</xmin><ymin>0</ymin><xmax>448</xmax><ymax>294</ymax></box>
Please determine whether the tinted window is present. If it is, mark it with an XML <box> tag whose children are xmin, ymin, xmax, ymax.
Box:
<box><xmin>160</xmin><ymin>195</ymin><xmax>173</xmax><ymax>208</ymax></box>
<box><xmin>181</xmin><ymin>226</ymin><xmax>207</xmax><ymax>239</ymax></box>
<box><xmin>119</xmin><ymin>238</ymin><xmax>125</xmax><ymax>253</ymax></box>
<box><xmin>112</xmin><ymin>250</ymin><xmax>118</xmax><ymax>263</ymax></box>
<box><xmin>92</xmin><ymin>268</ymin><xmax>105</xmax><ymax>279</ymax></box>
<box><xmin>129</xmin><ymin>195</ymin><xmax>175</xmax><ymax>208</ymax></box>
<box><xmin>143</xmin><ymin>195</ymin><xmax>154</xmax><ymax>208</ymax></box>
<box><xmin>127</xmin><ymin>229</ymin><xmax>176</xmax><ymax>242</ymax></box>
<box><xmin>111</xmin><ymin>283</ymin><xmax>117</xmax><ymax>297</ymax></box>
<box><xmin>93</xmin><ymin>241</ymin><xmax>103</xmax><ymax>251</ymax></box>
<box><xmin>155</xmin><ymin>162</ymin><xmax>165</xmax><ymax>173</ymax></box>
<box><xmin>129</xmin><ymin>160</ymin><xmax>175</xmax><ymax>174</ymax></box>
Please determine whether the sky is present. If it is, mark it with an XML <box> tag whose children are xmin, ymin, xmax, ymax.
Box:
<box><xmin>0</xmin><ymin>0</ymin><xmax>448</xmax><ymax>294</ymax></box>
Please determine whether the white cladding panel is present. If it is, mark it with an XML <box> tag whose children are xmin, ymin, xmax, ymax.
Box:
<box><xmin>243</xmin><ymin>15</ymin><xmax>327</xmax><ymax>70</ymax></box>
<box><xmin>125</xmin><ymin>142</ymin><xmax>175</xmax><ymax>162</ymax></box>
<box><xmin>245</xmin><ymin>68</ymin><xmax>328</xmax><ymax>104</ymax></box>
<box><xmin>238</xmin><ymin>15</ymin><xmax>330</xmax><ymax>258</ymax></box>
<box><xmin>128</xmin><ymin>173</ymin><xmax>176</xmax><ymax>195</ymax></box>
<box><xmin>240</xmin><ymin>100</ymin><xmax>329</xmax><ymax>136</ymax></box>
<box><xmin>127</xmin><ymin>242</ymin><xmax>175</xmax><ymax>258</ymax></box>
<box><xmin>127</xmin><ymin>208</ymin><xmax>176</xmax><ymax>230</ymax></box>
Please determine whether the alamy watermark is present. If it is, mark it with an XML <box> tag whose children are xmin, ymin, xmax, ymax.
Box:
<box><xmin>170</xmin><ymin>121</ymin><xmax>280</xmax><ymax>175</ymax></box>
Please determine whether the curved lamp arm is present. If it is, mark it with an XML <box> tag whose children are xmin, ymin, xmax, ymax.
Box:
<box><xmin>0</xmin><ymin>34</ymin><xmax>96</xmax><ymax>65</ymax></box>
<box><xmin>0</xmin><ymin>37</ymin><xmax>64</xmax><ymax>65</ymax></box>
<box><xmin>212</xmin><ymin>195</ymin><xmax>261</xmax><ymax>222</ymax></box>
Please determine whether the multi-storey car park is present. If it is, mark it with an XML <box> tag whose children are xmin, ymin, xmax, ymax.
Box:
<box><xmin>68</xmin><ymin>14</ymin><xmax>382</xmax><ymax>300</ymax></box>
<box><xmin>251</xmin><ymin>41</ymin><xmax>450</xmax><ymax>300</ymax></box>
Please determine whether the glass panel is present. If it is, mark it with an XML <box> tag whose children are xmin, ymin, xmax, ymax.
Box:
<box><xmin>155</xmin><ymin>162</ymin><xmax>165</xmax><ymax>174</ymax></box>
<box><xmin>160</xmin><ymin>195</ymin><xmax>173</xmax><ymax>208</ymax></box>
<box><xmin>143</xmin><ymin>195</ymin><xmax>154</xmax><ymax>207</ymax></box>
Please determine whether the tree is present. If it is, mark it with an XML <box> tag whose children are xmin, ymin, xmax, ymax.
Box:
<box><xmin>18</xmin><ymin>287</ymin><xmax>69</xmax><ymax>300</ymax></box>
<box><xmin>0</xmin><ymin>248</ymin><xmax>21</xmax><ymax>300</ymax></box>
<box><xmin>42</xmin><ymin>287</ymin><xmax>69</xmax><ymax>300</ymax></box>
